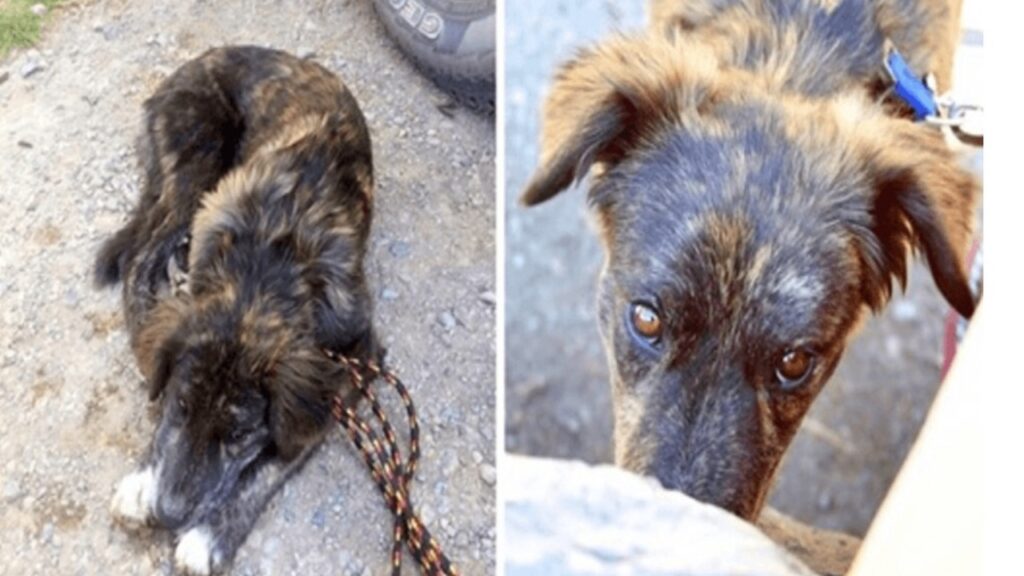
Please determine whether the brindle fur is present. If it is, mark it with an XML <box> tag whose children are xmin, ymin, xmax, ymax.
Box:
<box><xmin>96</xmin><ymin>46</ymin><xmax>379</xmax><ymax>572</ymax></box>
<box><xmin>522</xmin><ymin>0</ymin><xmax>977</xmax><ymax>520</ymax></box>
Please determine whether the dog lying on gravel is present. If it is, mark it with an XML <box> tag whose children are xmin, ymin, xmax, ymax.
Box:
<box><xmin>95</xmin><ymin>45</ymin><xmax>379</xmax><ymax>574</ymax></box>
<box><xmin>522</xmin><ymin>0</ymin><xmax>977</xmax><ymax>520</ymax></box>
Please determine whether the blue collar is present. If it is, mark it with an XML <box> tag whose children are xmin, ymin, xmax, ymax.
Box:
<box><xmin>883</xmin><ymin>44</ymin><xmax>938</xmax><ymax>120</ymax></box>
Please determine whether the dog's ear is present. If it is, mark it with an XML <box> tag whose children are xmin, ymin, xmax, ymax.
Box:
<box><xmin>134</xmin><ymin>296</ymin><xmax>191</xmax><ymax>400</ymax></box>
<box><xmin>521</xmin><ymin>35</ymin><xmax>720</xmax><ymax>206</ymax></box>
<box><xmin>266</xmin><ymin>346</ymin><xmax>341</xmax><ymax>460</ymax></box>
<box><xmin>148</xmin><ymin>331</ymin><xmax>186</xmax><ymax>401</ymax></box>
<box><xmin>851</xmin><ymin>118</ymin><xmax>979</xmax><ymax>318</ymax></box>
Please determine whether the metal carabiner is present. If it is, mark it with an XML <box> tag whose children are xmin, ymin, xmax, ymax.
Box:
<box><xmin>925</xmin><ymin>100</ymin><xmax>984</xmax><ymax>147</ymax></box>
<box><xmin>922</xmin><ymin>74</ymin><xmax>984</xmax><ymax>147</ymax></box>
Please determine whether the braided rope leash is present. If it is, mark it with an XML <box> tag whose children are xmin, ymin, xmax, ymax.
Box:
<box><xmin>323</xmin><ymin>350</ymin><xmax>459</xmax><ymax>576</ymax></box>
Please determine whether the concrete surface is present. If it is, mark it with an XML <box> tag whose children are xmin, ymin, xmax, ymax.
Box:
<box><xmin>504</xmin><ymin>456</ymin><xmax>815</xmax><ymax>576</ymax></box>
<box><xmin>0</xmin><ymin>1</ymin><xmax>494</xmax><ymax>575</ymax></box>
<box><xmin>504</xmin><ymin>0</ymin><xmax>982</xmax><ymax>538</ymax></box>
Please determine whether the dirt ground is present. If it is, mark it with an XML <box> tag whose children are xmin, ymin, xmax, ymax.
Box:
<box><xmin>504</xmin><ymin>0</ymin><xmax>982</xmax><ymax>537</ymax></box>
<box><xmin>0</xmin><ymin>1</ymin><xmax>495</xmax><ymax>575</ymax></box>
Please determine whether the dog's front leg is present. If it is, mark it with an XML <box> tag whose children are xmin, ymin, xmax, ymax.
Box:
<box><xmin>173</xmin><ymin>445</ymin><xmax>320</xmax><ymax>575</ymax></box>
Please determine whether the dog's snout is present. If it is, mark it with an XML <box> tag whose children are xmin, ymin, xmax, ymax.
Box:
<box><xmin>154</xmin><ymin>492</ymin><xmax>189</xmax><ymax>529</ymax></box>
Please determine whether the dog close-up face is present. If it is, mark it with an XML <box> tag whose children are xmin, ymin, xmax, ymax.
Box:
<box><xmin>522</xmin><ymin>33</ymin><xmax>977</xmax><ymax>520</ymax></box>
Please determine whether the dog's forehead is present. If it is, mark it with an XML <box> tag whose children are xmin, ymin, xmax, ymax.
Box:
<box><xmin>597</xmin><ymin>115</ymin><xmax>866</xmax><ymax>338</ymax></box>
<box><xmin>610</xmin><ymin>207</ymin><xmax>849</xmax><ymax>315</ymax></box>
<box><xmin>597</xmin><ymin>99</ymin><xmax>869</xmax><ymax>256</ymax></box>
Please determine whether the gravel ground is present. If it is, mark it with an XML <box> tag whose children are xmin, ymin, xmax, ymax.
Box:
<box><xmin>0</xmin><ymin>1</ymin><xmax>495</xmax><ymax>575</ymax></box>
<box><xmin>504</xmin><ymin>0</ymin><xmax>982</xmax><ymax>537</ymax></box>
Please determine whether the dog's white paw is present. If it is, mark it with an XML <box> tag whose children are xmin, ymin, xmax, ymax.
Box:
<box><xmin>175</xmin><ymin>526</ymin><xmax>216</xmax><ymax>575</ymax></box>
<box><xmin>110</xmin><ymin>467</ymin><xmax>156</xmax><ymax>529</ymax></box>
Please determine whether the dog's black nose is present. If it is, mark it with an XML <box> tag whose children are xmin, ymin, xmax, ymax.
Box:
<box><xmin>154</xmin><ymin>494</ymin><xmax>189</xmax><ymax>529</ymax></box>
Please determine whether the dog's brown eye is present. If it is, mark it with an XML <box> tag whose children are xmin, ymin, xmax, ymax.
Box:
<box><xmin>631</xmin><ymin>303</ymin><xmax>663</xmax><ymax>340</ymax></box>
<box><xmin>776</xmin><ymin>348</ymin><xmax>814</xmax><ymax>388</ymax></box>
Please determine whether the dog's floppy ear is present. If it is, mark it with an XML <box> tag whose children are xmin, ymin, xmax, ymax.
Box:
<box><xmin>521</xmin><ymin>34</ymin><xmax>719</xmax><ymax>206</ymax></box>
<box><xmin>266</xmin><ymin>346</ymin><xmax>342</xmax><ymax>460</ymax></box>
<box><xmin>852</xmin><ymin>118</ymin><xmax>979</xmax><ymax>318</ymax></box>
<box><xmin>148</xmin><ymin>331</ymin><xmax>186</xmax><ymax>401</ymax></box>
<box><xmin>134</xmin><ymin>296</ymin><xmax>191</xmax><ymax>400</ymax></box>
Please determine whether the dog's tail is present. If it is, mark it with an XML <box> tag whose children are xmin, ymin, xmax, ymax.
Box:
<box><xmin>94</xmin><ymin>223</ymin><xmax>136</xmax><ymax>287</ymax></box>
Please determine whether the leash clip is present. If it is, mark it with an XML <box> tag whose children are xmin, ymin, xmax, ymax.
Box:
<box><xmin>926</xmin><ymin>89</ymin><xmax>984</xmax><ymax>146</ymax></box>
<box><xmin>883</xmin><ymin>40</ymin><xmax>983</xmax><ymax>146</ymax></box>
<box><xmin>883</xmin><ymin>41</ymin><xmax>938</xmax><ymax>120</ymax></box>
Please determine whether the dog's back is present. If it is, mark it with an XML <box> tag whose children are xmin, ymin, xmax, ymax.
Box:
<box><xmin>95</xmin><ymin>46</ymin><xmax>373</xmax><ymax>349</ymax></box>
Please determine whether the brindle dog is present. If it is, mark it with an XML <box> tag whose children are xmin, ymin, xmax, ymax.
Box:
<box><xmin>521</xmin><ymin>0</ymin><xmax>977</xmax><ymax>520</ymax></box>
<box><xmin>96</xmin><ymin>46</ymin><xmax>379</xmax><ymax>574</ymax></box>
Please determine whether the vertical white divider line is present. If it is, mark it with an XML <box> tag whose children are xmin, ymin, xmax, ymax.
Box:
<box><xmin>494</xmin><ymin>0</ymin><xmax>507</xmax><ymax>575</ymax></box>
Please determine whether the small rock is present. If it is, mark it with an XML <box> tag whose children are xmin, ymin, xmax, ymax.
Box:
<box><xmin>438</xmin><ymin>310</ymin><xmax>456</xmax><ymax>331</ymax></box>
<box><xmin>3</xmin><ymin>479</ymin><xmax>23</xmax><ymax>502</ymax></box>
<box><xmin>479</xmin><ymin>464</ymin><xmax>496</xmax><ymax>486</ymax></box>
<box><xmin>91</xmin><ymin>19</ymin><xmax>114</xmax><ymax>40</ymax></box>
<box><xmin>381</xmin><ymin>287</ymin><xmax>398</xmax><ymax>301</ymax></box>
<box><xmin>20</xmin><ymin>61</ymin><xmax>44</xmax><ymax>78</ymax></box>
<box><xmin>441</xmin><ymin>450</ymin><xmax>459</xmax><ymax>477</ymax></box>
<box><xmin>40</xmin><ymin>522</ymin><xmax>54</xmax><ymax>544</ymax></box>
<box><xmin>20</xmin><ymin>52</ymin><xmax>46</xmax><ymax>78</ymax></box>
<box><xmin>310</xmin><ymin>508</ymin><xmax>325</xmax><ymax>529</ymax></box>
<box><xmin>17</xmin><ymin>140</ymin><xmax>33</xmax><ymax>149</ymax></box>
<box><xmin>419</xmin><ymin>503</ymin><xmax>434</xmax><ymax>525</ymax></box>
<box><xmin>0</xmin><ymin>70</ymin><xmax>9</xmax><ymax>86</ymax></box>
<box><xmin>30</xmin><ymin>4</ymin><xmax>47</xmax><ymax>16</ymax></box>
<box><xmin>388</xmin><ymin>241</ymin><xmax>411</xmax><ymax>258</ymax></box>
<box><xmin>478</xmin><ymin>291</ymin><xmax>496</xmax><ymax>306</ymax></box>
<box><xmin>471</xmin><ymin>450</ymin><xmax>483</xmax><ymax>465</ymax></box>
<box><xmin>336</xmin><ymin>550</ymin><xmax>352</xmax><ymax>569</ymax></box>
<box><xmin>297</xmin><ymin>46</ymin><xmax>316</xmax><ymax>59</ymax></box>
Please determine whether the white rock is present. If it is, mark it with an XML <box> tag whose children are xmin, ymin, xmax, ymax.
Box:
<box><xmin>505</xmin><ymin>456</ymin><xmax>816</xmax><ymax>576</ymax></box>
<box><xmin>20</xmin><ymin>53</ymin><xmax>46</xmax><ymax>78</ymax></box>
<box><xmin>479</xmin><ymin>464</ymin><xmax>496</xmax><ymax>486</ymax></box>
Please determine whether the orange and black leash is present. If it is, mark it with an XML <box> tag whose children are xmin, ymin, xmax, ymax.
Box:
<box><xmin>324</xmin><ymin>350</ymin><xmax>459</xmax><ymax>576</ymax></box>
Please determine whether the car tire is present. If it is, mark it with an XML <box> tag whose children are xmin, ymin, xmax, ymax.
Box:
<box><xmin>371</xmin><ymin>0</ymin><xmax>495</xmax><ymax>115</ymax></box>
